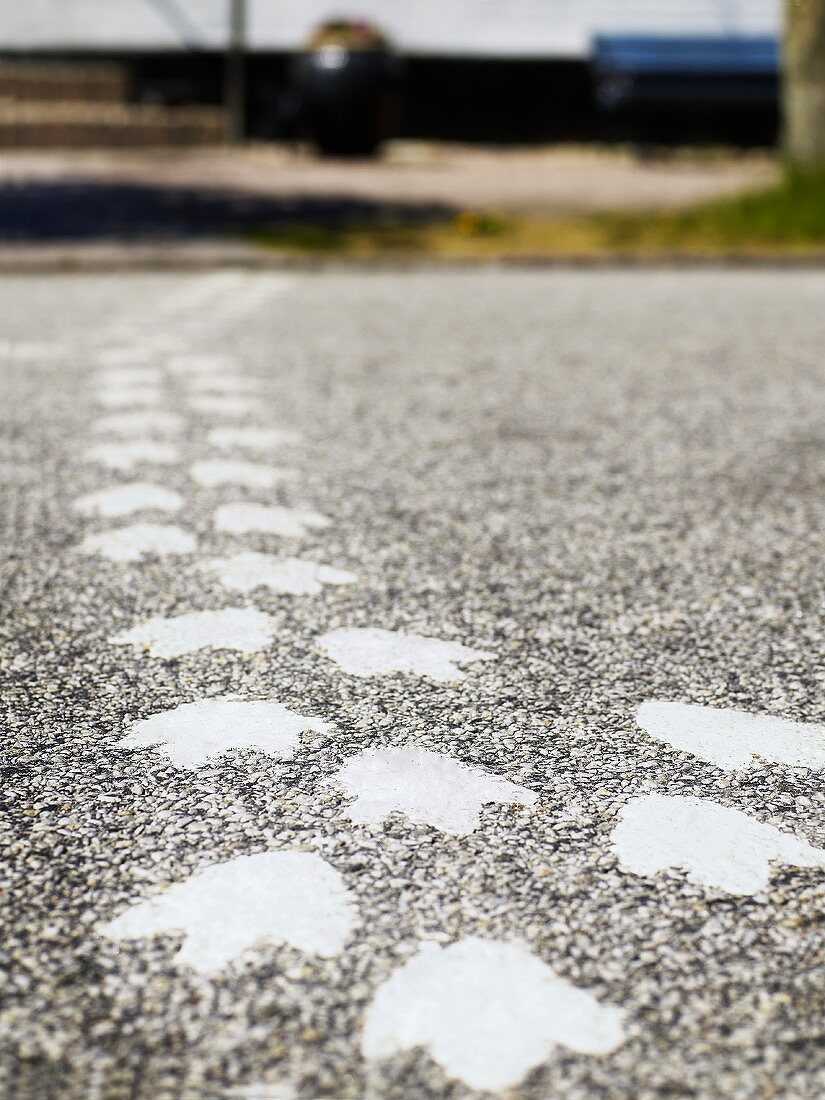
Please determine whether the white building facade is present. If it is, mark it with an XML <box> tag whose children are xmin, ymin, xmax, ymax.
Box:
<box><xmin>2</xmin><ymin>0</ymin><xmax>781</xmax><ymax>58</ymax></box>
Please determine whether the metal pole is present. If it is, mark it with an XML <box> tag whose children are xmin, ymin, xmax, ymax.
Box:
<box><xmin>225</xmin><ymin>0</ymin><xmax>246</xmax><ymax>143</ymax></box>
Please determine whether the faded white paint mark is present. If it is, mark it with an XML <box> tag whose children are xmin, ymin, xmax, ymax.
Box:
<box><xmin>95</xmin><ymin>346</ymin><xmax>155</xmax><ymax>366</ymax></box>
<box><xmin>362</xmin><ymin>938</ymin><xmax>625</xmax><ymax>1091</ymax></box>
<box><xmin>198</xmin><ymin>552</ymin><xmax>356</xmax><ymax>595</ymax></box>
<box><xmin>330</xmin><ymin>746</ymin><xmax>537</xmax><ymax>834</ymax></box>
<box><xmin>96</xmin><ymin>386</ymin><xmax>164</xmax><ymax>410</ymax></box>
<box><xmin>214</xmin><ymin>503</ymin><xmax>332</xmax><ymax>538</ymax></box>
<box><xmin>224</xmin><ymin>1084</ymin><xmax>296</xmax><ymax>1100</ymax></box>
<box><xmin>93</xmin><ymin>411</ymin><xmax>184</xmax><ymax>436</ymax></box>
<box><xmin>317</xmin><ymin>628</ymin><xmax>494</xmax><ymax>681</ymax></box>
<box><xmin>636</xmin><ymin>701</ymin><xmax>825</xmax><ymax>771</ymax></box>
<box><xmin>73</xmin><ymin>483</ymin><xmax>183</xmax><ymax>518</ymax></box>
<box><xmin>167</xmin><ymin>354</ymin><xmax>238</xmax><ymax>375</ymax></box>
<box><xmin>94</xmin><ymin>368</ymin><xmax>163</xmax><ymax>388</ymax></box>
<box><xmin>190</xmin><ymin>460</ymin><xmax>293</xmax><ymax>490</ymax></box>
<box><xmin>111</xmin><ymin>608</ymin><xmax>277</xmax><ymax>658</ymax></box>
<box><xmin>77</xmin><ymin>523</ymin><xmax>196</xmax><ymax>563</ymax></box>
<box><xmin>98</xmin><ymin>851</ymin><xmax>357</xmax><ymax>973</ymax></box>
<box><xmin>188</xmin><ymin>395</ymin><xmax>260</xmax><ymax>417</ymax></box>
<box><xmin>120</xmin><ymin>696</ymin><xmax>333</xmax><ymax>768</ymax></box>
<box><xmin>0</xmin><ymin>340</ymin><xmax>64</xmax><ymax>362</ymax></box>
<box><xmin>184</xmin><ymin>375</ymin><xmax>259</xmax><ymax>395</ymax></box>
<box><xmin>85</xmin><ymin>441</ymin><xmax>180</xmax><ymax>471</ymax></box>
<box><xmin>208</xmin><ymin>427</ymin><xmax>301</xmax><ymax>452</ymax></box>
<box><xmin>612</xmin><ymin>794</ymin><xmax>825</xmax><ymax>895</ymax></box>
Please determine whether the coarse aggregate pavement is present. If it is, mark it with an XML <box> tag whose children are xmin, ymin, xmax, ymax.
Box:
<box><xmin>0</xmin><ymin>268</ymin><xmax>823</xmax><ymax>1100</ymax></box>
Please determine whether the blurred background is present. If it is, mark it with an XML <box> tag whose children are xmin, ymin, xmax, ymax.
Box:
<box><xmin>0</xmin><ymin>0</ymin><xmax>822</xmax><ymax>256</ymax></box>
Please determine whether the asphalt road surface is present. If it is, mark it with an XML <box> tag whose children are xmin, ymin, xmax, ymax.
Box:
<box><xmin>1</xmin><ymin>269</ymin><xmax>823</xmax><ymax>1100</ymax></box>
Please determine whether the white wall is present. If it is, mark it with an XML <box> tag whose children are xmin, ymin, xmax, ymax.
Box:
<box><xmin>1</xmin><ymin>0</ymin><xmax>781</xmax><ymax>58</ymax></box>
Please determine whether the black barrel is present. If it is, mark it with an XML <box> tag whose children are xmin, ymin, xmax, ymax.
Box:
<box><xmin>291</xmin><ymin>40</ymin><xmax>401</xmax><ymax>157</ymax></box>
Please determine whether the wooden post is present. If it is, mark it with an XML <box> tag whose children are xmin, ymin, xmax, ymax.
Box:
<box><xmin>225</xmin><ymin>0</ymin><xmax>246</xmax><ymax>143</ymax></box>
<box><xmin>784</xmin><ymin>0</ymin><xmax>825</xmax><ymax>166</ymax></box>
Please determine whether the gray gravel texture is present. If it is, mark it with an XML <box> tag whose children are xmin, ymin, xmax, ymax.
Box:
<box><xmin>0</xmin><ymin>269</ymin><xmax>823</xmax><ymax>1100</ymax></box>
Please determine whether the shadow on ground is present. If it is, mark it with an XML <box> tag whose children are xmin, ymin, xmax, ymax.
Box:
<box><xmin>0</xmin><ymin>179</ymin><xmax>455</xmax><ymax>242</ymax></box>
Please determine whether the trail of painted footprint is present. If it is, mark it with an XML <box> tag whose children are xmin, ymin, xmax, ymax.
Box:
<box><xmin>363</xmin><ymin>938</ymin><xmax>625</xmax><ymax>1092</ymax></box>
<box><xmin>84</xmin><ymin>442</ymin><xmax>180</xmax><ymax>472</ymax></box>
<box><xmin>120</xmin><ymin>697</ymin><xmax>333</xmax><ymax>768</ymax></box>
<box><xmin>77</xmin><ymin>523</ymin><xmax>196</xmax><ymax>563</ymax></box>
<box><xmin>199</xmin><ymin>553</ymin><xmax>356</xmax><ymax>595</ymax></box>
<box><xmin>317</xmin><ymin>627</ymin><xmax>494</xmax><ymax>681</ymax></box>
<box><xmin>73</xmin><ymin>483</ymin><xmax>183</xmax><ymax>518</ymax></box>
<box><xmin>215</xmin><ymin>503</ymin><xmax>332</xmax><ymax>538</ymax></box>
<box><xmin>92</xmin><ymin>411</ymin><xmax>184</xmax><ymax>436</ymax></box>
<box><xmin>329</xmin><ymin>746</ymin><xmax>537</xmax><ymax>834</ymax></box>
<box><xmin>612</xmin><ymin>794</ymin><xmax>825</xmax><ymax>895</ymax></box>
<box><xmin>208</xmin><ymin>427</ymin><xmax>301</xmax><ymax>453</ymax></box>
<box><xmin>111</xmin><ymin>608</ymin><xmax>277</xmax><ymax>657</ymax></box>
<box><xmin>99</xmin><ymin>852</ymin><xmax>357</xmax><ymax>974</ymax></box>
<box><xmin>636</xmin><ymin>701</ymin><xmax>825</xmax><ymax>771</ymax></box>
<box><xmin>190</xmin><ymin>461</ymin><xmax>293</xmax><ymax>490</ymax></box>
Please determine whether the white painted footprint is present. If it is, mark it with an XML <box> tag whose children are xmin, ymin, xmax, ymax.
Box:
<box><xmin>96</xmin><ymin>386</ymin><xmax>163</xmax><ymax>410</ymax></box>
<box><xmin>84</xmin><ymin>442</ymin><xmax>180</xmax><ymax>471</ymax></box>
<box><xmin>317</xmin><ymin>628</ymin><xmax>494</xmax><ymax>681</ymax></box>
<box><xmin>190</xmin><ymin>461</ymin><xmax>293</xmax><ymax>490</ymax></box>
<box><xmin>77</xmin><ymin>523</ymin><xmax>196</xmax><ymax>563</ymax></box>
<box><xmin>73</xmin><ymin>483</ymin><xmax>183</xmax><ymax>518</ymax></box>
<box><xmin>110</xmin><ymin>608</ymin><xmax>277</xmax><ymax>658</ymax></box>
<box><xmin>120</xmin><ymin>697</ymin><xmax>333</xmax><ymax>768</ymax></box>
<box><xmin>330</xmin><ymin>746</ymin><xmax>537</xmax><ymax>834</ymax></box>
<box><xmin>92</xmin><ymin>411</ymin><xmax>184</xmax><ymax>436</ymax></box>
<box><xmin>198</xmin><ymin>552</ymin><xmax>356</xmax><ymax>595</ymax></box>
<box><xmin>611</xmin><ymin>794</ymin><xmax>825</xmax><ymax>895</ymax></box>
<box><xmin>636</xmin><ymin>701</ymin><xmax>825</xmax><ymax>771</ymax></box>
<box><xmin>94</xmin><ymin>347</ymin><xmax>156</xmax><ymax>366</ymax></box>
<box><xmin>188</xmin><ymin>395</ymin><xmax>258</xmax><ymax>417</ymax></box>
<box><xmin>362</xmin><ymin>938</ymin><xmax>625</xmax><ymax>1092</ymax></box>
<box><xmin>214</xmin><ymin>503</ymin><xmax>332</xmax><ymax>538</ymax></box>
<box><xmin>98</xmin><ymin>851</ymin><xmax>357</xmax><ymax>974</ymax></box>
<box><xmin>94</xmin><ymin>368</ymin><xmax>163</xmax><ymax>387</ymax></box>
<box><xmin>167</xmin><ymin>354</ymin><xmax>237</xmax><ymax>375</ymax></box>
<box><xmin>184</xmin><ymin>375</ymin><xmax>259</xmax><ymax>395</ymax></box>
<box><xmin>208</xmin><ymin>427</ymin><xmax>301</xmax><ymax>452</ymax></box>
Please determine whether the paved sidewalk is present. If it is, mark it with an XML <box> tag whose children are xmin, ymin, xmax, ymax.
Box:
<box><xmin>1</xmin><ymin>269</ymin><xmax>823</xmax><ymax>1099</ymax></box>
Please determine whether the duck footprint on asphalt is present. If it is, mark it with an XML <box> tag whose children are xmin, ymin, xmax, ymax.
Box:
<box><xmin>84</xmin><ymin>442</ymin><xmax>180</xmax><ymax>472</ymax></box>
<box><xmin>362</xmin><ymin>938</ymin><xmax>625</xmax><ymax>1092</ymax></box>
<box><xmin>198</xmin><ymin>552</ymin><xmax>357</xmax><ymax>595</ymax></box>
<box><xmin>111</xmin><ymin>608</ymin><xmax>277</xmax><ymax>658</ymax></box>
<box><xmin>93</xmin><ymin>367</ymin><xmax>163</xmax><ymax>388</ymax></box>
<box><xmin>214</xmin><ymin>503</ymin><xmax>332</xmax><ymax>538</ymax></box>
<box><xmin>190</xmin><ymin>460</ymin><xmax>294</xmax><ymax>490</ymax></box>
<box><xmin>92</xmin><ymin>411</ymin><xmax>184</xmax><ymax>436</ymax></box>
<box><xmin>611</xmin><ymin>793</ymin><xmax>825</xmax><ymax>895</ymax></box>
<box><xmin>120</xmin><ymin>697</ymin><xmax>333</xmax><ymax>769</ymax></box>
<box><xmin>73</xmin><ymin>483</ymin><xmax>183</xmax><ymax>518</ymax></box>
<box><xmin>188</xmin><ymin>395</ymin><xmax>259</xmax><ymax>417</ymax></box>
<box><xmin>95</xmin><ymin>386</ymin><xmax>163</xmax><ymax>410</ymax></box>
<box><xmin>317</xmin><ymin>627</ymin><xmax>494</xmax><ymax>681</ymax></box>
<box><xmin>77</xmin><ymin>523</ymin><xmax>196</xmax><ymax>563</ymax></box>
<box><xmin>98</xmin><ymin>851</ymin><xmax>357</xmax><ymax>974</ymax></box>
<box><xmin>328</xmin><ymin>746</ymin><xmax>537</xmax><ymax>834</ymax></box>
<box><xmin>208</xmin><ymin>427</ymin><xmax>301</xmax><ymax>453</ymax></box>
<box><xmin>636</xmin><ymin>700</ymin><xmax>825</xmax><ymax>770</ymax></box>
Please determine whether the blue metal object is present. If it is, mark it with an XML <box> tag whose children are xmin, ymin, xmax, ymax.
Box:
<box><xmin>591</xmin><ymin>35</ymin><xmax>780</xmax><ymax>110</ymax></box>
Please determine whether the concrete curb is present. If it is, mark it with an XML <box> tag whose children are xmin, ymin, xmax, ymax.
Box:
<box><xmin>1</xmin><ymin>242</ymin><xmax>825</xmax><ymax>273</ymax></box>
